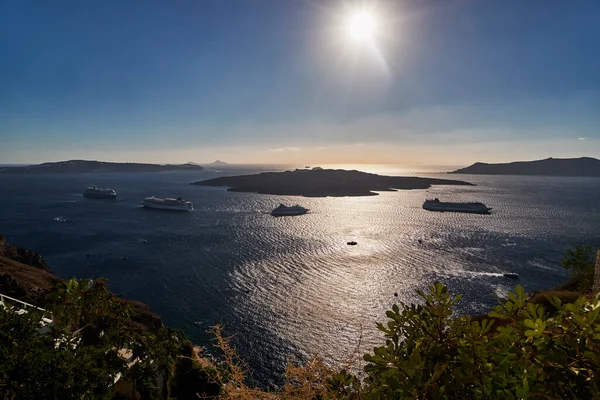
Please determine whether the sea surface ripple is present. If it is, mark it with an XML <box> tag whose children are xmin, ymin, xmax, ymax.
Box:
<box><xmin>0</xmin><ymin>166</ymin><xmax>599</xmax><ymax>386</ymax></box>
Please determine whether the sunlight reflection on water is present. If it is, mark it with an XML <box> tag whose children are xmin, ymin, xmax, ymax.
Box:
<box><xmin>0</xmin><ymin>169</ymin><xmax>599</xmax><ymax>385</ymax></box>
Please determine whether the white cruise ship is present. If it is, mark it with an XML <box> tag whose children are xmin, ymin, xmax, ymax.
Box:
<box><xmin>83</xmin><ymin>186</ymin><xmax>117</xmax><ymax>199</ymax></box>
<box><xmin>270</xmin><ymin>204</ymin><xmax>309</xmax><ymax>216</ymax></box>
<box><xmin>141</xmin><ymin>196</ymin><xmax>194</xmax><ymax>212</ymax></box>
<box><xmin>423</xmin><ymin>198</ymin><xmax>492</xmax><ymax>214</ymax></box>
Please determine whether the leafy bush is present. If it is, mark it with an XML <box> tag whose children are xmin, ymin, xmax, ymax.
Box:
<box><xmin>3</xmin><ymin>277</ymin><xmax>599</xmax><ymax>399</ymax></box>
<box><xmin>0</xmin><ymin>305</ymin><xmax>119</xmax><ymax>400</ymax></box>
<box><xmin>527</xmin><ymin>289</ymin><xmax>582</xmax><ymax>313</ymax></box>
<box><xmin>362</xmin><ymin>282</ymin><xmax>600</xmax><ymax>399</ymax></box>
<box><xmin>200</xmin><ymin>283</ymin><xmax>599</xmax><ymax>399</ymax></box>
<box><xmin>0</xmin><ymin>279</ymin><xmax>186</xmax><ymax>400</ymax></box>
<box><xmin>561</xmin><ymin>244</ymin><xmax>597</xmax><ymax>291</ymax></box>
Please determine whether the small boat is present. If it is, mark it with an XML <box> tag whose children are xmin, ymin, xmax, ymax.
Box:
<box><xmin>141</xmin><ymin>196</ymin><xmax>194</xmax><ymax>212</ymax></box>
<box><xmin>270</xmin><ymin>204</ymin><xmax>309</xmax><ymax>216</ymax></box>
<box><xmin>83</xmin><ymin>186</ymin><xmax>117</xmax><ymax>199</ymax></box>
<box><xmin>423</xmin><ymin>198</ymin><xmax>492</xmax><ymax>214</ymax></box>
<box><xmin>503</xmin><ymin>273</ymin><xmax>519</xmax><ymax>279</ymax></box>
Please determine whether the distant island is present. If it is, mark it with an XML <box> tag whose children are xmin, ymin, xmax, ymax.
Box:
<box><xmin>210</xmin><ymin>160</ymin><xmax>228</xmax><ymax>165</ymax></box>
<box><xmin>191</xmin><ymin>168</ymin><xmax>473</xmax><ymax>197</ymax></box>
<box><xmin>0</xmin><ymin>160</ymin><xmax>204</xmax><ymax>174</ymax></box>
<box><xmin>449</xmin><ymin>157</ymin><xmax>600</xmax><ymax>177</ymax></box>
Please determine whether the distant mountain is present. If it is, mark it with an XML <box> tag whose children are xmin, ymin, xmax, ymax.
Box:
<box><xmin>210</xmin><ymin>160</ymin><xmax>228</xmax><ymax>165</ymax></box>
<box><xmin>0</xmin><ymin>160</ymin><xmax>204</xmax><ymax>174</ymax></box>
<box><xmin>449</xmin><ymin>157</ymin><xmax>600</xmax><ymax>177</ymax></box>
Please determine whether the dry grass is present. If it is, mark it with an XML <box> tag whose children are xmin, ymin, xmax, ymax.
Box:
<box><xmin>201</xmin><ymin>324</ymin><xmax>276</xmax><ymax>399</ymax></box>
<box><xmin>197</xmin><ymin>324</ymin><xmax>361</xmax><ymax>400</ymax></box>
<box><xmin>281</xmin><ymin>356</ymin><xmax>351</xmax><ymax>400</ymax></box>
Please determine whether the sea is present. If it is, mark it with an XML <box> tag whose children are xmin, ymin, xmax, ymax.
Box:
<box><xmin>1</xmin><ymin>164</ymin><xmax>599</xmax><ymax>386</ymax></box>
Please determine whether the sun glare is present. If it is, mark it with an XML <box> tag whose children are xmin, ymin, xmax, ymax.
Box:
<box><xmin>329</xmin><ymin>3</ymin><xmax>392</xmax><ymax>75</ymax></box>
<box><xmin>346</xmin><ymin>10</ymin><xmax>377</xmax><ymax>44</ymax></box>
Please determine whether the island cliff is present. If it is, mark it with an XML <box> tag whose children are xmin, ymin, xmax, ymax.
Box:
<box><xmin>450</xmin><ymin>157</ymin><xmax>600</xmax><ymax>177</ymax></box>
<box><xmin>0</xmin><ymin>160</ymin><xmax>204</xmax><ymax>174</ymax></box>
<box><xmin>0</xmin><ymin>234</ymin><xmax>162</xmax><ymax>330</ymax></box>
<box><xmin>191</xmin><ymin>168</ymin><xmax>473</xmax><ymax>197</ymax></box>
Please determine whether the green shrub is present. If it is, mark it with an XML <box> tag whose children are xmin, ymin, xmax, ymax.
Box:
<box><xmin>561</xmin><ymin>244</ymin><xmax>597</xmax><ymax>291</ymax></box>
<box><xmin>362</xmin><ymin>282</ymin><xmax>600</xmax><ymax>399</ymax></box>
<box><xmin>528</xmin><ymin>289</ymin><xmax>582</xmax><ymax>313</ymax></box>
<box><xmin>0</xmin><ymin>279</ymin><xmax>186</xmax><ymax>400</ymax></box>
<box><xmin>0</xmin><ymin>305</ymin><xmax>118</xmax><ymax>400</ymax></box>
<box><xmin>3</xmin><ymin>277</ymin><xmax>600</xmax><ymax>399</ymax></box>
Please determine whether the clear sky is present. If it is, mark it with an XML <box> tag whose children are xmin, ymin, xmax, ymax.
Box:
<box><xmin>1</xmin><ymin>0</ymin><xmax>599</xmax><ymax>165</ymax></box>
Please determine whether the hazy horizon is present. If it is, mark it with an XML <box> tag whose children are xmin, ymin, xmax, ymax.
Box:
<box><xmin>1</xmin><ymin>142</ymin><xmax>599</xmax><ymax>167</ymax></box>
<box><xmin>1</xmin><ymin>156</ymin><xmax>598</xmax><ymax>173</ymax></box>
<box><xmin>1</xmin><ymin>0</ymin><xmax>598</xmax><ymax>164</ymax></box>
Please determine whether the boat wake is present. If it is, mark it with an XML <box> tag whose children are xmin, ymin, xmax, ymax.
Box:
<box><xmin>463</xmin><ymin>271</ymin><xmax>519</xmax><ymax>279</ymax></box>
<box><xmin>476</xmin><ymin>272</ymin><xmax>505</xmax><ymax>277</ymax></box>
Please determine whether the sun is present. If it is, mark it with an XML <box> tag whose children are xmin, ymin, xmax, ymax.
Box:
<box><xmin>328</xmin><ymin>3</ymin><xmax>392</xmax><ymax>74</ymax></box>
<box><xmin>346</xmin><ymin>10</ymin><xmax>378</xmax><ymax>44</ymax></box>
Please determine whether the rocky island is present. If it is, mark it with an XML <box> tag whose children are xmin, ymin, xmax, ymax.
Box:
<box><xmin>0</xmin><ymin>160</ymin><xmax>204</xmax><ymax>174</ymax></box>
<box><xmin>191</xmin><ymin>168</ymin><xmax>473</xmax><ymax>197</ymax></box>
<box><xmin>450</xmin><ymin>157</ymin><xmax>600</xmax><ymax>177</ymax></box>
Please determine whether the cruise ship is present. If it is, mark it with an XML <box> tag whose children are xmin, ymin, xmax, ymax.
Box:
<box><xmin>141</xmin><ymin>196</ymin><xmax>194</xmax><ymax>212</ymax></box>
<box><xmin>83</xmin><ymin>186</ymin><xmax>117</xmax><ymax>199</ymax></box>
<box><xmin>423</xmin><ymin>198</ymin><xmax>492</xmax><ymax>214</ymax></box>
<box><xmin>270</xmin><ymin>204</ymin><xmax>309</xmax><ymax>216</ymax></box>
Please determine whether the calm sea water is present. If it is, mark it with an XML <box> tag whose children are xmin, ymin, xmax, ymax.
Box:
<box><xmin>1</xmin><ymin>165</ymin><xmax>599</xmax><ymax>385</ymax></box>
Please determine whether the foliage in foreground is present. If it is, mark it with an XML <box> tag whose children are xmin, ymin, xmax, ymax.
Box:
<box><xmin>0</xmin><ymin>305</ymin><xmax>119</xmax><ymax>400</ymax></box>
<box><xmin>561</xmin><ymin>244</ymin><xmax>597</xmax><ymax>291</ymax></box>
<box><xmin>0</xmin><ymin>279</ymin><xmax>188</xmax><ymax>400</ymax></box>
<box><xmin>362</xmin><ymin>282</ymin><xmax>599</xmax><ymax>399</ymax></box>
<box><xmin>2</xmin><ymin>277</ymin><xmax>600</xmax><ymax>399</ymax></box>
<box><xmin>203</xmin><ymin>282</ymin><xmax>599</xmax><ymax>400</ymax></box>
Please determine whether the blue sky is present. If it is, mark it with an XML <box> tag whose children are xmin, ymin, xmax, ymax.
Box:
<box><xmin>1</xmin><ymin>0</ymin><xmax>598</xmax><ymax>165</ymax></box>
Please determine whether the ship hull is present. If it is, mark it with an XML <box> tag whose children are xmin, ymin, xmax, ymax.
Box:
<box><xmin>141</xmin><ymin>201</ymin><xmax>193</xmax><ymax>212</ymax></box>
<box><xmin>271</xmin><ymin>210</ymin><xmax>309</xmax><ymax>216</ymax></box>
<box><xmin>423</xmin><ymin>205</ymin><xmax>492</xmax><ymax>214</ymax></box>
<box><xmin>83</xmin><ymin>193</ymin><xmax>117</xmax><ymax>199</ymax></box>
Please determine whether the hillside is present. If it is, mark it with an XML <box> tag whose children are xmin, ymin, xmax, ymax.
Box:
<box><xmin>192</xmin><ymin>168</ymin><xmax>473</xmax><ymax>197</ymax></box>
<box><xmin>0</xmin><ymin>234</ymin><xmax>162</xmax><ymax>329</ymax></box>
<box><xmin>0</xmin><ymin>160</ymin><xmax>204</xmax><ymax>174</ymax></box>
<box><xmin>450</xmin><ymin>157</ymin><xmax>600</xmax><ymax>177</ymax></box>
